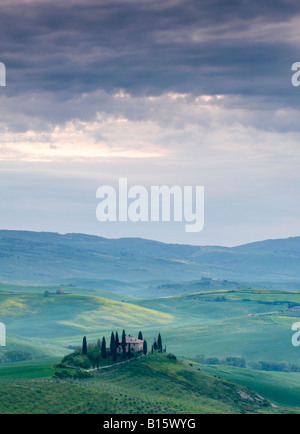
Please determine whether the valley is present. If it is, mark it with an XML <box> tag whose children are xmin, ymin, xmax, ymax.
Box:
<box><xmin>1</xmin><ymin>231</ymin><xmax>300</xmax><ymax>414</ymax></box>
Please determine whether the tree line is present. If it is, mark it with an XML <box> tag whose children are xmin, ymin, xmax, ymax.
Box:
<box><xmin>81</xmin><ymin>330</ymin><xmax>147</xmax><ymax>369</ymax></box>
<box><xmin>190</xmin><ymin>354</ymin><xmax>300</xmax><ymax>373</ymax></box>
<box><xmin>151</xmin><ymin>333</ymin><xmax>165</xmax><ymax>353</ymax></box>
<box><xmin>79</xmin><ymin>331</ymin><xmax>164</xmax><ymax>369</ymax></box>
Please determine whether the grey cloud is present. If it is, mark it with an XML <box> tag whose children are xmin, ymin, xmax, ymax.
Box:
<box><xmin>0</xmin><ymin>0</ymin><xmax>299</xmax><ymax>100</ymax></box>
<box><xmin>1</xmin><ymin>0</ymin><xmax>300</xmax><ymax>246</ymax></box>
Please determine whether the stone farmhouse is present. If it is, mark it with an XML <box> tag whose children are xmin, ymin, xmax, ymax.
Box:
<box><xmin>117</xmin><ymin>336</ymin><xmax>144</xmax><ymax>353</ymax></box>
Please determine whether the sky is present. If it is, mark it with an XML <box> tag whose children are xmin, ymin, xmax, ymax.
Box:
<box><xmin>0</xmin><ymin>0</ymin><xmax>300</xmax><ymax>246</ymax></box>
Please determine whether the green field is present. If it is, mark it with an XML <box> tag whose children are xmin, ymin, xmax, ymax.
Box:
<box><xmin>201</xmin><ymin>364</ymin><xmax>300</xmax><ymax>408</ymax></box>
<box><xmin>132</xmin><ymin>289</ymin><xmax>300</xmax><ymax>364</ymax></box>
<box><xmin>1</xmin><ymin>287</ymin><xmax>300</xmax><ymax>365</ymax></box>
<box><xmin>0</xmin><ymin>358</ymin><xmax>59</xmax><ymax>381</ymax></box>
<box><xmin>0</xmin><ymin>289</ymin><xmax>174</xmax><ymax>358</ymax></box>
<box><xmin>0</xmin><ymin>353</ymin><xmax>293</xmax><ymax>414</ymax></box>
<box><xmin>1</xmin><ymin>285</ymin><xmax>300</xmax><ymax>413</ymax></box>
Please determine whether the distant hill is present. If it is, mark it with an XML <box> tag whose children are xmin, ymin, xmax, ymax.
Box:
<box><xmin>0</xmin><ymin>230</ymin><xmax>300</xmax><ymax>285</ymax></box>
<box><xmin>235</xmin><ymin>237</ymin><xmax>300</xmax><ymax>254</ymax></box>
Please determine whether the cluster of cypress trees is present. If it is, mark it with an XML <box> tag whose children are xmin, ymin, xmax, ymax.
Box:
<box><xmin>151</xmin><ymin>333</ymin><xmax>164</xmax><ymax>353</ymax></box>
<box><xmin>81</xmin><ymin>330</ymin><xmax>149</xmax><ymax>364</ymax></box>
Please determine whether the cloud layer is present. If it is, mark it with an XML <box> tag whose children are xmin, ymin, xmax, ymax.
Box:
<box><xmin>1</xmin><ymin>0</ymin><xmax>299</xmax><ymax>97</ymax></box>
<box><xmin>0</xmin><ymin>0</ymin><xmax>300</xmax><ymax>245</ymax></box>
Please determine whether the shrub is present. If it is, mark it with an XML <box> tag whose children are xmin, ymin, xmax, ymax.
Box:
<box><xmin>0</xmin><ymin>351</ymin><xmax>32</xmax><ymax>363</ymax></box>
<box><xmin>207</xmin><ymin>357</ymin><xmax>220</xmax><ymax>365</ymax></box>
<box><xmin>221</xmin><ymin>357</ymin><xmax>246</xmax><ymax>368</ymax></box>
<box><xmin>167</xmin><ymin>353</ymin><xmax>177</xmax><ymax>361</ymax></box>
<box><xmin>73</xmin><ymin>370</ymin><xmax>92</xmax><ymax>380</ymax></box>
<box><xmin>53</xmin><ymin>369</ymin><xmax>92</xmax><ymax>380</ymax></box>
<box><xmin>54</xmin><ymin>370</ymin><xmax>73</xmax><ymax>380</ymax></box>
<box><xmin>72</xmin><ymin>355</ymin><xmax>92</xmax><ymax>369</ymax></box>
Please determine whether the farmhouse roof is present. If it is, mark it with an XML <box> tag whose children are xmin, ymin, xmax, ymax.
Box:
<box><xmin>119</xmin><ymin>337</ymin><xmax>144</xmax><ymax>344</ymax></box>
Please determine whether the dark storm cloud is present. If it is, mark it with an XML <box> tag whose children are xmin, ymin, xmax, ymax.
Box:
<box><xmin>0</xmin><ymin>0</ymin><xmax>299</xmax><ymax>98</ymax></box>
<box><xmin>1</xmin><ymin>1</ymin><xmax>300</xmax><ymax>246</ymax></box>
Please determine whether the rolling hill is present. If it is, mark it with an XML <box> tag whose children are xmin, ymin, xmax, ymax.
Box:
<box><xmin>201</xmin><ymin>364</ymin><xmax>300</xmax><ymax>409</ymax></box>
<box><xmin>1</xmin><ymin>287</ymin><xmax>299</xmax><ymax>366</ymax></box>
<box><xmin>1</xmin><ymin>230</ymin><xmax>300</xmax><ymax>414</ymax></box>
<box><xmin>0</xmin><ymin>290</ymin><xmax>175</xmax><ymax>361</ymax></box>
<box><xmin>0</xmin><ymin>353</ymin><xmax>293</xmax><ymax>414</ymax></box>
<box><xmin>133</xmin><ymin>288</ymin><xmax>300</xmax><ymax>364</ymax></box>
<box><xmin>0</xmin><ymin>230</ymin><xmax>300</xmax><ymax>287</ymax></box>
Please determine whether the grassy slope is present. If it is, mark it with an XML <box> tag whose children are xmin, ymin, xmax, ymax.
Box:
<box><xmin>1</xmin><ymin>287</ymin><xmax>300</xmax><ymax>364</ymax></box>
<box><xmin>0</xmin><ymin>282</ymin><xmax>137</xmax><ymax>300</ymax></box>
<box><xmin>0</xmin><ymin>292</ymin><xmax>174</xmax><ymax>331</ymax></box>
<box><xmin>1</xmin><ymin>288</ymin><xmax>300</xmax><ymax>412</ymax></box>
<box><xmin>0</xmin><ymin>353</ymin><xmax>290</xmax><ymax>414</ymax></box>
<box><xmin>0</xmin><ymin>358</ymin><xmax>59</xmax><ymax>381</ymax></box>
<box><xmin>0</xmin><ymin>337</ymin><xmax>65</xmax><ymax>359</ymax></box>
<box><xmin>133</xmin><ymin>289</ymin><xmax>300</xmax><ymax>363</ymax></box>
<box><xmin>0</xmin><ymin>290</ymin><xmax>175</xmax><ymax>358</ymax></box>
<box><xmin>201</xmin><ymin>364</ymin><xmax>300</xmax><ymax>409</ymax></box>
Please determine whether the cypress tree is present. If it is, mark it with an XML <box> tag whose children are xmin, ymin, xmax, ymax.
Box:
<box><xmin>128</xmin><ymin>343</ymin><xmax>131</xmax><ymax>359</ymax></box>
<box><xmin>115</xmin><ymin>331</ymin><xmax>119</xmax><ymax>349</ymax></box>
<box><xmin>138</xmin><ymin>331</ymin><xmax>143</xmax><ymax>340</ymax></box>
<box><xmin>82</xmin><ymin>336</ymin><xmax>87</xmax><ymax>355</ymax></box>
<box><xmin>110</xmin><ymin>332</ymin><xmax>115</xmax><ymax>355</ymax></box>
<box><xmin>112</xmin><ymin>341</ymin><xmax>117</xmax><ymax>363</ymax></box>
<box><xmin>143</xmin><ymin>340</ymin><xmax>148</xmax><ymax>356</ymax></box>
<box><xmin>97</xmin><ymin>339</ymin><xmax>101</xmax><ymax>348</ymax></box>
<box><xmin>158</xmin><ymin>333</ymin><xmax>163</xmax><ymax>353</ymax></box>
<box><xmin>153</xmin><ymin>338</ymin><xmax>158</xmax><ymax>351</ymax></box>
<box><xmin>88</xmin><ymin>348</ymin><xmax>101</xmax><ymax>369</ymax></box>
<box><xmin>96</xmin><ymin>351</ymin><xmax>101</xmax><ymax>369</ymax></box>
<box><xmin>101</xmin><ymin>336</ymin><xmax>107</xmax><ymax>359</ymax></box>
<box><xmin>122</xmin><ymin>330</ymin><xmax>126</xmax><ymax>360</ymax></box>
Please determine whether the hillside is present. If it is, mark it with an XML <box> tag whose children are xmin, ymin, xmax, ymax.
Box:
<box><xmin>0</xmin><ymin>353</ymin><xmax>290</xmax><ymax>414</ymax></box>
<box><xmin>1</xmin><ymin>286</ymin><xmax>300</xmax><ymax>413</ymax></box>
<box><xmin>133</xmin><ymin>288</ymin><xmax>300</xmax><ymax>364</ymax></box>
<box><xmin>0</xmin><ymin>290</ymin><xmax>175</xmax><ymax>361</ymax></box>
<box><xmin>1</xmin><ymin>287</ymin><xmax>300</xmax><ymax>366</ymax></box>
<box><xmin>1</xmin><ymin>231</ymin><xmax>300</xmax><ymax>414</ymax></box>
<box><xmin>202</xmin><ymin>364</ymin><xmax>300</xmax><ymax>409</ymax></box>
<box><xmin>1</xmin><ymin>230</ymin><xmax>300</xmax><ymax>286</ymax></box>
